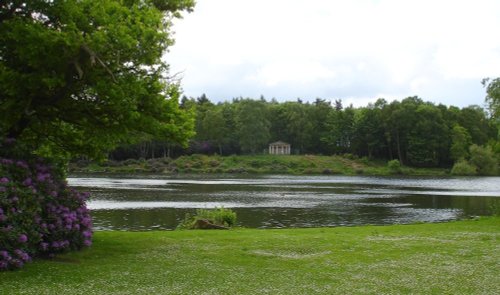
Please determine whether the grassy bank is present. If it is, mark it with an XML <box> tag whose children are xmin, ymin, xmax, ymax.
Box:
<box><xmin>1</xmin><ymin>218</ymin><xmax>499</xmax><ymax>294</ymax></box>
<box><xmin>70</xmin><ymin>154</ymin><xmax>449</xmax><ymax>176</ymax></box>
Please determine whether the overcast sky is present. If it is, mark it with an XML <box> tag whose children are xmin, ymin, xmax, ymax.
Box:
<box><xmin>165</xmin><ymin>0</ymin><xmax>500</xmax><ymax>107</ymax></box>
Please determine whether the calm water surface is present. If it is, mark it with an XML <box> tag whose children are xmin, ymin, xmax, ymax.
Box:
<box><xmin>67</xmin><ymin>175</ymin><xmax>500</xmax><ymax>230</ymax></box>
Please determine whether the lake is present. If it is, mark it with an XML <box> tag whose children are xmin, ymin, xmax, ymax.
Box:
<box><xmin>67</xmin><ymin>175</ymin><xmax>500</xmax><ymax>231</ymax></box>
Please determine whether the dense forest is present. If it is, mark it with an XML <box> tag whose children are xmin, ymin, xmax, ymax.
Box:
<box><xmin>108</xmin><ymin>94</ymin><xmax>499</xmax><ymax>170</ymax></box>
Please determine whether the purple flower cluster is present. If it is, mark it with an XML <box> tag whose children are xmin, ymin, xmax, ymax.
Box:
<box><xmin>1</xmin><ymin>157</ymin><xmax>92</xmax><ymax>271</ymax></box>
<box><xmin>0</xmin><ymin>249</ymin><xmax>31</xmax><ymax>270</ymax></box>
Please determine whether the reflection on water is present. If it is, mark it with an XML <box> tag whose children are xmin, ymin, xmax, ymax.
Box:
<box><xmin>68</xmin><ymin>175</ymin><xmax>500</xmax><ymax>230</ymax></box>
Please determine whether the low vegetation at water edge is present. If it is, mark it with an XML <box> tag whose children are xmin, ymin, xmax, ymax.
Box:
<box><xmin>177</xmin><ymin>207</ymin><xmax>237</xmax><ymax>229</ymax></box>
<box><xmin>69</xmin><ymin>154</ymin><xmax>452</xmax><ymax>176</ymax></box>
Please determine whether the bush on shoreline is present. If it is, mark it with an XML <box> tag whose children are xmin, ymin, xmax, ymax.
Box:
<box><xmin>70</xmin><ymin>154</ymin><xmax>451</xmax><ymax>176</ymax></box>
<box><xmin>177</xmin><ymin>207</ymin><xmax>237</xmax><ymax>230</ymax></box>
<box><xmin>387</xmin><ymin>159</ymin><xmax>403</xmax><ymax>174</ymax></box>
<box><xmin>451</xmin><ymin>159</ymin><xmax>477</xmax><ymax>176</ymax></box>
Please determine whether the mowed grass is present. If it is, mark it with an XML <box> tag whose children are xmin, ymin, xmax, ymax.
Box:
<box><xmin>1</xmin><ymin>218</ymin><xmax>499</xmax><ymax>294</ymax></box>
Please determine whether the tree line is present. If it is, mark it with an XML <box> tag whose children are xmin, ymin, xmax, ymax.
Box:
<box><xmin>109</xmin><ymin>94</ymin><xmax>499</xmax><ymax>169</ymax></box>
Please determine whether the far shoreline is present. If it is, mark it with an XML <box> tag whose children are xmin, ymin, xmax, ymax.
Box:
<box><xmin>69</xmin><ymin>154</ymin><xmax>455</xmax><ymax>177</ymax></box>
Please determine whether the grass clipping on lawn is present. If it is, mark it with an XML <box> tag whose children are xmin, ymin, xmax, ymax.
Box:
<box><xmin>1</xmin><ymin>217</ymin><xmax>499</xmax><ymax>294</ymax></box>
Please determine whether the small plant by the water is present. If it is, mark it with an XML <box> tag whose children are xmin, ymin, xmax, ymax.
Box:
<box><xmin>387</xmin><ymin>159</ymin><xmax>402</xmax><ymax>174</ymax></box>
<box><xmin>177</xmin><ymin>207</ymin><xmax>237</xmax><ymax>230</ymax></box>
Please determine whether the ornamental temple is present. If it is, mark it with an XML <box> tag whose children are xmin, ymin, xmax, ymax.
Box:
<box><xmin>268</xmin><ymin>141</ymin><xmax>291</xmax><ymax>155</ymax></box>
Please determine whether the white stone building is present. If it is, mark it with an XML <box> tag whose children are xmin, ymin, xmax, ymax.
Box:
<box><xmin>269</xmin><ymin>141</ymin><xmax>291</xmax><ymax>155</ymax></box>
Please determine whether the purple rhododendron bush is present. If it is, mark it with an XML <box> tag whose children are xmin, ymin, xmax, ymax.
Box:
<box><xmin>0</xmin><ymin>157</ymin><xmax>92</xmax><ymax>270</ymax></box>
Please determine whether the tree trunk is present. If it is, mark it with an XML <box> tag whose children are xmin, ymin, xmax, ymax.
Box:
<box><xmin>139</xmin><ymin>142</ymin><xmax>148</xmax><ymax>159</ymax></box>
<box><xmin>396</xmin><ymin>130</ymin><xmax>404</xmax><ymax>164</ymax></box>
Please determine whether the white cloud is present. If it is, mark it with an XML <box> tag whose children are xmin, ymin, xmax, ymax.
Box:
<box><xmin>249</xmin><ymin>60</ymin><xmax>337</xmax><ymax>86</ymax></box>
<box><xmin>166</xmin><ymin>0</ymin><xmax>500</xmax><ymax>106</ymax></box>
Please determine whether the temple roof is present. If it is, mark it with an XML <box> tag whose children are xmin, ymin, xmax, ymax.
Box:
<box><xmin>269</xmin><ymin>141</ymin><xmax>290</xmax><ymax>146</ymax></box>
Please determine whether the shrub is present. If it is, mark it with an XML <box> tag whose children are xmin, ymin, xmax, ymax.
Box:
<box><xmin>322</xmin><ymin>169</ymin><xmax>334</xmax><ymax>175</ymax></box>
<box><xmin>250</xmin><ymin>160</ymin><xmax>263</xmax><ymax>168</ymax></box>
<box><xmin>191</xmin><ymin>160</ymin><xmax>203</xmax><ymax>169</ymax></box>
<box><xmin>343</xmin><ymin>153</ymin><xmax>358</xmax><ymax>160</ymax></box>
<box><xmin>489</xmin><ymin>202</ymin><xmax>500</xmax><ymax>217</ymax></box>
<box><xmin>469</xmin><ymin>145</ymin><xmax>498</xmax><ymax>176</ymax></box>
<box><xmin>450</xmin><ymin>159</ymin><xmax>477</xmax><ymax>176</ymax></box>
<box><xmin>227</xmin><ymin>167</ymin><xmax>247</xmax><ymax>174</ymax></box>
<box><xmin>209</xmin><ymin>160</ymin><xmax>220</xmax><ymax>167</ymax></box>
<box><xmin>0</xmin><ymin>158</ymin><xmax>92</xmax><ymax>270</ymax></box>
<box><xmin>197</xmin><ymin>207</ymin><xmax>237</xmax><ymax>227</ymax></box>
<box><xmin>177</xmin><ymin>207</ymin><xmax>237</xmax><ymax>229</ymax></box>
<box><xmin>387</xmin><ymin>159</ymin><xmax>402</xmax><ymax>174</ymax></box>
<box><xmin>159</xmin><ymin>157</ymin><xmax>171</xmax><ymax>165</ymax></box>
<box><xmin>123</xmin><ymin>159</ymin><xmax>140</xmax><ymax>166</ymax></box>
<box><xmin>360</xmin><ymin>157</ymin><xmax>370</xmax><ymax>165</ymax></box>
<box><xmin>104</xmin><ymin>160</ymin><xmax>120</xmax><ymax>167</ymax></box>
<box><xmin>145</xmin><ymin>159</ymin><xmax>167</xmax><ymax>173</ymax></box>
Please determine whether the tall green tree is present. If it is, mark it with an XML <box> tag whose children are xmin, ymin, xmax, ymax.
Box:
<box><xmin>219</xmin><ymin>101</ymin><xmax>239</xmax><ymax>154</ymax></box>
<box><xmin>483</xmin><ymin>77</ymin><xmax>500</xmax><ymax>120</ymax></box>
<box><xmin>469</xmin><ymin>144</ymin><xmax>498</xmax><ymax>175</ymax></box>
<box><xmin>280</xmin><ymin>102</ymin><xmax>313</xmax><ymax>153</ymax></box>
<box><xmin>193</xmin><ymin>94</ymin><xmax>214</xmax><ymax>141</ymax></box>
<box><xmin>201</xmin><ymin>107</ymin><xmax>228</xmax><ymax>155</ymax></box>
<box><xmin>383</xmin><ymin>97</ymin><xmax>422</xmax><ymax>164</ymax></box>
<box><xmin>458</xmin><ymin>106</ymin><xmax>492</xmax><ymax>146</ymax></box>
<box><xmin>235</xmin><ymin>99</ymin><xmax>270</xmax><ymax>154</ymax></box>
<box><xmin>0</xmin><ymin>0</ymin><xmax>195</xmax><ymax>159</ymax></box>
<box><xmin>352</xmin><ymin>104</ymin><xmax>386</xmax><ymax>159</ymax></box>
<box><xmin>268</xmin><ymin>102</ymin><xmax>289</xmax><ymax>144</ymax></box>
<box><xmin>322</xmin><ymin>105</ymin><xmax>355</xmax><ymax>154</ymax></box>
<box><xmin>308</xmin><ymin>99</ymin><xmax>332</xmax><ymax>155</ymax></box>
<box><xmin>450</xmin><ymin>125</ymin><xmax>472</xmax><ymax>161</ymax></box>
<box><xmin>406</xmin><ymin>104</ymin><xmax>448</xmax><ymax>167</ymax></box>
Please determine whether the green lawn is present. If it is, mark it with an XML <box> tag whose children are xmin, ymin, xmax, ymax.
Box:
<box><xmin>1</xmin><ymin>218</ymin><xmax>499</xmax><ymax>294</ymax></box>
